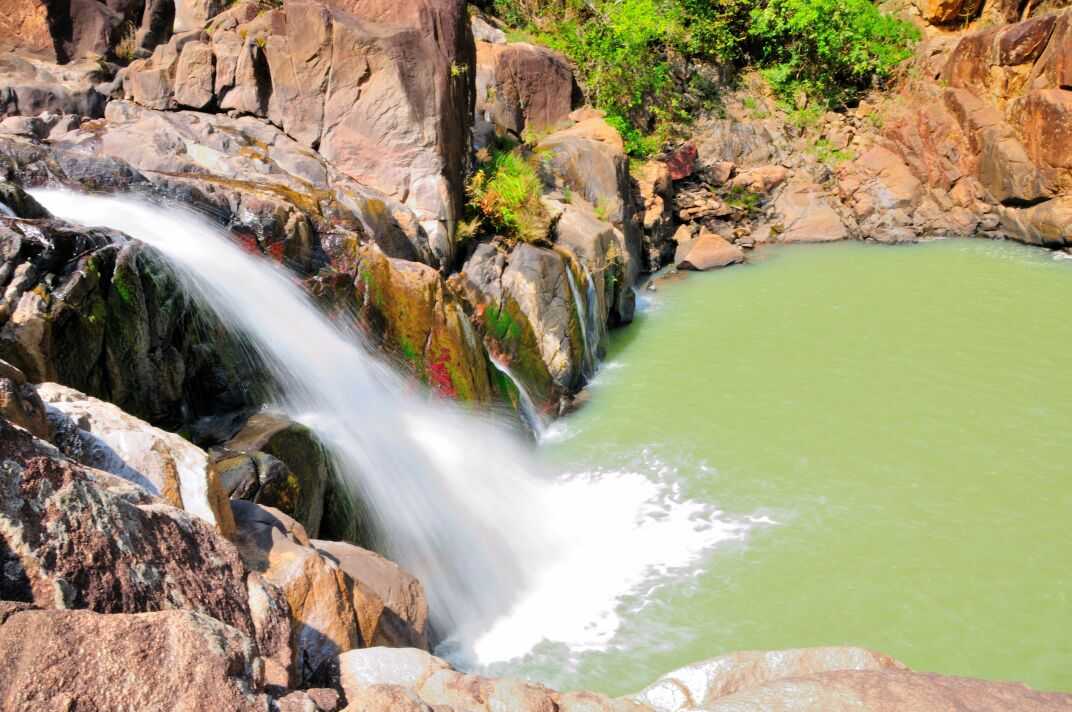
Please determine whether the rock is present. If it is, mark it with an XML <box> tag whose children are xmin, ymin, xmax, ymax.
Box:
<box><xmin>702</xmin><ymin>670</ymin><xmax>1072</xmax><ymax>711</ymax></box>
<box><xmin>998</xmin><ymin>195</ymin><xmax>1072</xmax><ymax>245</ymax></box>
<box><xmin>349</xmin><ymin>244</ymin><xmax>495</xmax><ymax>403</ymax></box>
<box><xmin>730</xmin><ymin>165</ymin><xmax>789</xmax><ymax>194</ymax></box>
<box><xmin>176</xmin><ymin>0</ymin><xmax>231</xmax><ymax>31</ymax></box>
<box><xmin>247</xmin><ymin>570</ymin><xmax>296</xmax><ymax>690</ymax></box>
<box><xmin>339</xmin><ymin>647</ymin><xmax>449</xmax><ymax>693</ymax></box>
<box><xmin>226</xmin><ymin>413</ymin><xmax>331</xmax><ymax>538</ymax></box>
<box><xmin>0</xmin><ymin>359</ymin><xmax>49</xmax><ymax>439</ymax></box>
<box><xmin>173</xmin><ymin>39</ymin><xmax>217</xmax><ymax>109</ymax></box>
<box><xmin>0</xmin><ymin>607</ymin><xmax>268</xmax><ymax>710</ymax></box>
<box><xmin>0</xmin><ymin>216</ymin><xmax>257</xmax><ymax>429</ymax></box>
<box><xmin>916</xmin><ymin>0</ymin><xmax>982</xmax><ymax>25</ymax></box>
<box><xmin>675</xmin><ymin>231</ymin><xmax>745</xmax><ymax>271</ymax></box>
<box><xmin>36</xmin><ymin>382</ymin><xmax>235</xmax><ymax>532</ymax></box>
<box><xmin>231</xmin><ymin>499</ymin><xmax>420</xmax><ymax>683</ymax></box>
<box><xmin>475</xmin><ymin>40</ymin><xmax>578</xmax><ymax>136</ymax></box>
<box><xmin>635</xmin><ymin>160</ymin><xmax>676</xmax><ymax>270</ymax></box>
<box><xmin>471</xmin><ymin>14</ymin><xmax>506</xmax><ymax>44</ymax></box>
<box><xmin>768</xmin><ymin>180</ymin><xmax>850</xmax><ymax>243</ymax></box>
<box><xmin>0</xmin><ymin>421</ymin><xmax>256</xmax><ymax>638</ymax></box>
<box><xmin>665</xmin><ymin>142</ymin><xmax>698</xmax><ymax>181</ymax></box>
<box><xmin>633</xmin><ymin>647</ymin><xmax>905</xmax><ymax>711</ymax></box>
<box><xmin>0</xmin><ymin>180</ymin><xmax>48</xmax><ymax>218</ymax></box>
<box><xmin>314</xmin><ymin>539</ymin><xmax>429</xmax><ymax>649</ymax></box>
<box><xmin>1010</xmin><ymin>89</ymin><xmax>1072</xmax><ymax>187</ymax></box>
<box><xmin>0</xmin><ymin>0</ymin><xmax>54</xmax><ymax>60</ymax></box>
<box><xmin>0</xmin><ymin>56</ymin><xmax>108</xmax><ymax>119</ymax></box>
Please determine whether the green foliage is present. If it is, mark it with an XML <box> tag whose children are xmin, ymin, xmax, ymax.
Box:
<box><xmin>466</xmin><ymin>142</ymin><xmax>549</xmax><ymax>243</ymax></box>
<box><xmin>810</xmin><ymin>137</ymin><xmax>854</xmax><ymax>165</ymax></box>
<box><xmin>748</xmin><ymin>0</ymin><xmax>919</xmax><ymax>108</ymax></box>
<box><xmin>724</xmin><ymin>185</ymin><xmax>761</xmax><ymax>213</ymax></box>
<box><xmin>490</xmin><ymin>0</ymin><xmax>918</xmax><ymax>149</ymax></box>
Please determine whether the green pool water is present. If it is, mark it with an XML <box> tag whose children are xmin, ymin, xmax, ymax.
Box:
<box><xmin>528</xmin><ymin>239</ymin><xmax>1072</xmax><ymax>696</ymax></box>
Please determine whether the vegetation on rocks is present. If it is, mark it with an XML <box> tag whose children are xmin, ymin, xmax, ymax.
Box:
<box><xmin>489</xmin><ymin>0</ymin><xmax>918</xmax><ymax>156</ymax></box>
<box><xmin>465</xmin><ymin>141</ymin><xmax>550</xmax><ymax>244</ymax></box>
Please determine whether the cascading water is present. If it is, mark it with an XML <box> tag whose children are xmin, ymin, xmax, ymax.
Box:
<box><xmin>488</xmin><ymin>357</ymin><xmax>547</xmax><ymax>438</ymax></box>
<box><xmin>34</xmin><ymin>189</ymin><xmax>743</xmax><ymax>670</ymax></box>
<box><xmin>564</xmin><ymin>263</ymin><xmax>596</xmax><ymax>378</ymax></box>
<box><xmin>581</xmin><ymin>262</ymin><xmax>605</xmax><ymax>363</ymax></box>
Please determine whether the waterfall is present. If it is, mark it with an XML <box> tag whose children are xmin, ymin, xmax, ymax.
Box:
<box><xmin>33</xmin><ymin>189</ymin><xmax>560</xmax><ymax>651</ymax></box>
<box><xmin>563</xmin><ymin>263</ymin><xmax>596</xmax><ymax>378</ymax></box>
<box><xmin>489</xmin><ymin>357</ymin><xmax>547</xmax><ymax>438</ymax></box>
<box><xmin>581</xmin><ymin>261</ymin><xmax>605</xmax><ymax>363</ymax></box>
<box><xmin>33</xmin><ymin>189</ymin><xmax>737</xmax><ymax>669</ymax></box>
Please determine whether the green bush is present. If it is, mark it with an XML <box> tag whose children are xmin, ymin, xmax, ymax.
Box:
<box><xmin>490</xmin><ymin>0</ymin><xmax>917</xmax><ymax>155</ymax></box>
<box><xmin>749</xmin><ymin>0</ymin><xmax>919</xmax><ymax>108</ymax></box>
<box><xmin>466</xmin><ymin>144</ymin><xmax>549</xmax><ymax>244</ymax></box>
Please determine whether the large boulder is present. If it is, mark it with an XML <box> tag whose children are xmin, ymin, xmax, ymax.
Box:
<box><xmin>0</xmin><ymin>214</ymin><xmax>257</xmax><ymax>429</ymax></box>
<box><xmin>700</xmin><ymin>670</ymin><xmax>1072</xmax><ymax>711</ymax></box>
<box><xmin>675</xmin><ymin>230</ymin><xmax>745</xmax><ymax>271</ymax></box>
<box><xmin>225</xmin><ymin>412</ymin><xmax>332</xmax><ymax>538</ymax></box>
<box><xmin>314</xmin><ymin>538</ymin><xmax>429</xmax><ymax>649</ymax></box>
<box><xmin>0</xmin><ymin>607</ymin><xmax>269</xmax><ymax>710</ymax></box>
<box><xmin>0</xmin><ymin>418</ymin><xmax>256</xmax><ymax>638</ymax></box>
<box><xmin>765</xmin><ymin>180</ymin><xmax>850</xmax><ymax>243</ymax></box>
<box><xmin>475</xmin><ymin>40</ymin><xmax>578</xmax><ymax>137</ymax></box>
<box><xmin>633</xmin><ymin>647</ymin><xmax>905</xmax><ymax>711</ymax></box>
<box><xmin>35</xmin><ymin>381</ymin><xmax>235</xmax><ymax>532</ymax></box>
<box><xmin>0</xmin><ymin>0</ymin><xmax>54</xmax><ymax>59</ymax></box>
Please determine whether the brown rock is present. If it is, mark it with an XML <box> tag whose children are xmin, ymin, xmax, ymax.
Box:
<box><xmin>675</xmin><ymin>231</ymin><xmax>745</xmax><ymax>271</ymax></box>
<box><xmin>769</xmin><ymin>181</ymin><xmax>850</xmax><ymax>243</ymax></box>
<box><xmin>998</xmin><ymin>195</ymin><xmax>1072</xmax><ymax>245</ymax></box>
<box><xmin>476</xmin><ymin>40</ymin><xmax>577</xmax><ymax>135</ymax></box>
<box><xmin>633</xmin><ymin>647</ymin><xmax>905</xmax><ymax>710</ymax></box>
<box><xmin>730</xmin><ymin>165</ymin><xmax>789</xmax><ymax>193</ymax></box>
<box><xmin>0</xmin><ymin>607</ymin><xmax>268</xmax><ymax>711</ymax></box>
<box><xmin>314</xmin><ymin>539</ymin><xmax>429</xmax><ymax>649</ymax></box>
<box><xmin>0</xmin><ymin>359</ymin><xmax>48</xmax><ymax>439</ymax></box>
<box><xmin>665</xmin><ymin>142</ymin><xmax>698</xmax><ymax>181</ymax></box>
<box><xmin>174</xmin><ymin>39</ymin><xmax>216</xmax><ymax>109</ymax></box>
<box><xmin>231</xmin><ymin>500</ymin><xmax>409</xmax><ymax>683</ymax></box>
<box><xmin>0</xmin><ymin>0</ymin><xmax>54</xmax><ymax>59</ymax></box>
<box><xmin>916</xmin><ymin>0</ymin><xmax>982</xmax><ymax>25</ymax></box>
<box><xmin>1011</xmin><ymin>89</ymin><xmax>1072</xmax><ymax>179</ymax></box>
<box><xmin>703</xmin><ymin>669</ymin><xmax>1072</xmax><ymax>711</ymax></box>
<box><xmin>0</xmin><ymin>431</ymin><xmax>256</xmax><ymax>637</ymax></box>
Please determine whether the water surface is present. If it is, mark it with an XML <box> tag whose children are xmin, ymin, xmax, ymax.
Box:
<box><xmin>514</xmin><ymin>239</ymin><xmax>1071</xmax><ymax>695</ymax></box>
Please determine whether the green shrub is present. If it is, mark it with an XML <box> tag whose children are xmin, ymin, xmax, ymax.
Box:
<box><xmin>749</xmin><ymin>0</ymin><xmax>919</xmax><ymax>108</ymax></box>
<box><xmin>466</xmin><ymin>144</ymin><xmax>549</xmax><ymax>243</ymax></box>
<box><xmin>490</xmin><ymin>0</ymin><xmax>918</xmax><ymax>153</ymax></box>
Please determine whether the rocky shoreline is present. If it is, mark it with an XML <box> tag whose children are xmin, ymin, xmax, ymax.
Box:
<box><xmin>1</xmin><ymin>0</ymin><xmax>1071</xmax><ymax>708</ymax></box>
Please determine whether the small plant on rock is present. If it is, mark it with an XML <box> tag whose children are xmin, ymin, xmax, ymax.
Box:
<box><xmin>114</xmin><ymin>22</ymin><xmax>139</xmax><ymax>63</ymax></box>
<box><xmin>466</xmin><ymin>141</ymin><xmax>550</xmax><ymax>244</ymax></box>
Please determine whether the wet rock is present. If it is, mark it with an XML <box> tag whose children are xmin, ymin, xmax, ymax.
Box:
<box><xmin>0</xmin><ymin>216</ymin><xmax>258</xmax><ymax>428</ymax></box>
<box><xmin>314</xmin><ymin>539</ymin><xmax>430</xmax><ymax>649</ymax></box>
<box><xmin>0</xmin><ymin>607</ymin><xmax>269</xmax><ymax>710</ymax></box>
<box><xmin>0</xmin><ymin>420</ymin><xmax>255</xmax><ymax>637</ymax></box>
<box><xmin>675</xmin><ymin>230</ymin><xmax>745</xmax><ymax>271</ymax></box>
<box><xmin>226</xmin><ymin>412</ymin><xmax>331</xmax><ymax>538</ymax></box>
<box><xmin>349</xmin><ymin>244</ymin><xmax>495</xmax><ymax>403</ymax></box>
<box><xmin>475</xmin><ymin>40</ymin><xmax>578</xmax><ymax>136</ymax></box>
<box><xmin>37</xmin><ymin>381</ymin><xmax>235</xmax><ymax>532</ymax></box>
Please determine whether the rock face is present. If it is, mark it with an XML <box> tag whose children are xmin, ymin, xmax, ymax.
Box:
<box><xmin>0</xmin><ymin>213</ymin><xmax>258</xmax><ymax>428</ymax></box>
<box><xmin>36</xmin><ymin>382</ymin><xmax>234</xmax><ymax>531</ymax></box>
<box><xmin>475</xmin><ymin>40</ymin><xmax>578</xmax><ymax>138</ymax></box>
<box><xmin>0</xmin><ymin>418</ymin><xmax>254</xmax><ymax>636</ymax></box>
<box><xmin>0</xmin><ymin>607</ymin><xmax>269</xmax><ymax>711</ymax></box>
<box><xmin>0</xmin><ymin>359</ymin><xmax>49</xmax><ymax>439</ymax></box>
<box><xmin>0</xmin><ymin>55</ymin><xmax>108</xmax><ymax>119</ymax></box>
<box><xmin>224</xmin><ymin>412</ymin><xmax>332</xmax><ymax>538</ymax></box>
<box><xmin>314</xmin><ymin>538</ymin><xmax>429</xmax><ymax>650</ymax></box>
<box><xmin>120</xmin><ymin>0</ymin><xmax>475</xmax><ymax>264</ymax></box>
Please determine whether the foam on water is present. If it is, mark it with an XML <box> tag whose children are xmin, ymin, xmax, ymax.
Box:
<box><xmin>33</xmin><ymin>189</ymin><xmax>747</xmax><ymax>667</ymax></box>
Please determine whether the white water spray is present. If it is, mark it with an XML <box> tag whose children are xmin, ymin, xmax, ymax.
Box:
<box><xmin>34</xmin><ymin>189</ymin><xmax>744</xmax><ymax>667</ymax></box>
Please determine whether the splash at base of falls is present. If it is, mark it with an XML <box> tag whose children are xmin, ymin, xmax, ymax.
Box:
<box><xmin>33</xmin><ymin>189</ymin><xmax>753</xmax><ymax>668</ymax></box>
